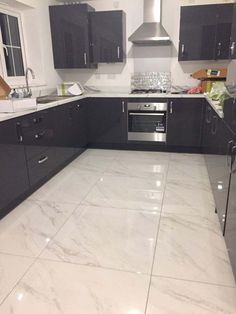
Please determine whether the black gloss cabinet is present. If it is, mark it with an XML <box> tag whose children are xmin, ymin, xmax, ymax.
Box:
<box><xmin>88</xmin><ymin>98</ymin><xmax>127</xmax><ymax>146</ymax></box>
<box><xmin>167</xmin><ymin>98</ymin><xmax>203</xmax><ymax>148</ymax></box>
<box><xmin>49</xmin><ymin>4</ymin><xmax>96</xmax><ymax>69</ymax></box>
<box><xmin>179</xmin><ymin>3</ymin><xmax>233</xmax><ymax>61</ymax></box>
<box><xmin>202</xmin><ymin>103</ymin><xmax>235</xmax><ymax>233</ymax></box>
<box><xmin>0</xmin><ymin>119</ymin><xmax>29</xmax><ymax>219</ymax></box>
<box><xmin>90</xmin><ymin>11</ymin><xmax>126</xmax><ymax>63</ymax></box>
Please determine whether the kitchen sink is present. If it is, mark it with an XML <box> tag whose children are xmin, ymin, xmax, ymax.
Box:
<box><xmin>36</xmin><ymin>95</ymin><xmax>74</xmax><ymax>104</ymax></box>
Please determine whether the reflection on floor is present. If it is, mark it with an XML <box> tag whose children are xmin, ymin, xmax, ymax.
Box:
<box><xmin>0</xmin><ymin>149</ymin><xmax>235</xmax><ymax>313</ymax></box>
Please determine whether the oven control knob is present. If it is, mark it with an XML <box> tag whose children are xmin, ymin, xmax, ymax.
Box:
<box><xmin>144</xmin><ymin>104</ymin><xmax>150</xmax><ymax>107</ymax></box>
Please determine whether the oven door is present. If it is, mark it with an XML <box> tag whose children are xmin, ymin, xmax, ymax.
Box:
<box><xmin>128</xmin><ymin>111</ymin><xmax>167</xmax><ymax>142</ymax></box>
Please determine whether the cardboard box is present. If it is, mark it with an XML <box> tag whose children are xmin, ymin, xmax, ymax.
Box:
<box><xmin>0</xmin><ymin>76</ymin><xmax>11</xmax><ymax>100</ymax></box>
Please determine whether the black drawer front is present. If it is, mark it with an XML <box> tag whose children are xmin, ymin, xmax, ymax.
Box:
<box><xmin>27</xmin><ymin>148</ymin><xmax>58</xmax><ymax>187</ymax></box>
<box><xmin>24</xmin><ymin>127</ymin><xmax>55</xmax><ymax>160</ymax></box>
<box><xmin>21</xmin><ymin>110</ymin><xmax>51</xmax><ymax>131</ymax></box>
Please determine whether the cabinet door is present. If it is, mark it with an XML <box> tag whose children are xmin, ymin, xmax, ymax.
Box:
<box><xmin>88</xmin><ymin>98</ymin><xmax>127</xmax><ymax>145</ymax></box>
<box><xmin>90</xmin><ymin>11</ymin><xmax>125</xmax><ymax>63</ymax></box>
<box><xmin>229</xmin><ymin>4</ymin><xmax>236</xmax><ymax>59</ymax></box>
<box><xmin>72</xmin><ymin>100</ymin><xmax>88</xmax><ymax>153</ymax></box>
<box><xmin>0</xmin><ymin>119</ymin><xmax>29</xmax><ymax>218</ymax></box>
<box><xmin>49</xmin><ymin>5</ymin><xmax>95</xmax><ymax>69</ymax></box>
<box><xmin>225</xmin><ymin>167</ymin><xmax>236</xmax><ymax>279</ymax></box>
<box><xmin>52</xmin><ymin>104</ymin><xmax>76</xmax><ymax>164</ymax></box>
<box><xmin>167</xmin><ymin>98</ymin><xmax>203</xmax><ymax>147</ymax></box>
<box><xmin>215</xmin><ymin>4</ymin><xmax>233</xmax><ymax>60</ymax></box>
<box><xmin>179</xmin><ymin>5</ymin><xmax>217</xmax><ymax>61</ymax></box>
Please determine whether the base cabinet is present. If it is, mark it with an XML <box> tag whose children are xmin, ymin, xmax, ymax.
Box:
<box><xmin>202</xmin><ymin>103</ymin><xmax>235</xmax><ymax>233</ymax></box>
<box><xmin>225</xmin><ymin>164</ymin><xmax>236</xmax><ymax>279</ymax></box>
<box><xmin>88</xmin><ymin>98</ymin><xmax>127</xmax><ymax>146</ymax></box>
<box><xmin>0</xmin><ymin>119</ymin><xmax>29</xmax><ymax>219</ymax></box>
<box><xmin>167</xmin><ymin>98</ymin><xmax>204</xmax><ymax>148</ymax></box>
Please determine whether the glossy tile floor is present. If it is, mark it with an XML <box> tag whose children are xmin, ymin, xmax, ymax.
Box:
<box><xmin>0</xmin><ymin>149</ymin><xmax>236</xmax><ymax>313</ymax></box>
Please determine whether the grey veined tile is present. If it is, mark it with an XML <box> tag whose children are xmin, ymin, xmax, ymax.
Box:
<box><xmin>146</xmin><ymin>276</ymin><xmax>236</xmax><ymax>314</ymax></box>
<box><xmin>162</xmin><ymin>180</ymin><xmax>215</xmax><ymax>217</ymax></box>
<box><xmin>105</xmin><ymin>158</ymin><xmax>168</xmax><ymax>179</ymax></box>
<box><xmin>69</xmin><ymin>153</ymin><xmax>115</xmax><ymax>173</ymax></box>
<box><xmin>0</xmin><ymin>260</ymin><xmax>149</xmax><ymax>314</ymax></box>
<box><xmin>81</xmin><ymin>175</ymin><xmax>164</xmax><ymax>212</ymax></box>
<box><xmin>0</xmin><ymin>199</ymin><xmax>78</xmax><ymax>257</ymax></box>
<box><xmin>0</xmin><ymin>254</ymin><xmax>33</xmax><ymax>305</ymax></box>
<box><xmin>41</xmin><ymin>205</ymin><xmax>160</xmax><ymax>274</ymax></box>
<box><xmin>167</xmin><ymin>153</ymin><xmax>210</xmax><ymax>187</ymax></box>
<box><xmin>153</xmin><ymin>214</ymin><xmax>235</xmax><ymax>286</ymax></box>
<box><xmin>31</xmin><ymin>167</ymin><xmax>100</xmax><ymax>204</ymax></box>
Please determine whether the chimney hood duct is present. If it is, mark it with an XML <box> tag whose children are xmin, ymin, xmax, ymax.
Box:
<box><xmin>128</xmin><ymin>0</ymin><xmax>171</xmax><ymax>45</ymax></box>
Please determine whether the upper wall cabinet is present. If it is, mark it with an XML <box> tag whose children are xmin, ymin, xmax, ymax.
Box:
<box><xmin>89</xmin><ymin>10</ymin><xmax>126</xmax><ymax>63</ymax></box>
<box><xmin>178</xmin><ymin>3</ymin><xmax>233</xmax><ymax>61</ymax></box>
<box><xmin>49</xmin><ymin>4</ymin><xmax>97</xmax><ymax>69</ymax></box>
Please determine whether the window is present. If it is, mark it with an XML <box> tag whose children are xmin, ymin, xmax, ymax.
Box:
<box><xmin>0</xmin><ymin>10</ymin><xmax>25</xmax><ymax>79</ymax></box>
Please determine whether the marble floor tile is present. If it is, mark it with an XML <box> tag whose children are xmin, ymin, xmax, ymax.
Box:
<box><xmin>162</xmin><ymin>180</ymin><xmax>215</xmax><ymax>217</ymax></box>
<box><xmin>117</xmin><ymin>150</ymin><xmax>170</xmax><ymax>161</ymax></box>
<box><xmin>105</xmin><ymin>158</ymin><xmax>168</xmax><ymax>179</ymax></box>
<box><xmin>82</xmin><ymin>175</ymin><xmax>164</xmax><ymax>211</ymax></box>
<box><xmin>41</xmin><ymin>205</ymin><xmax>159</xmax><ymax>274</ymax></box>
<box><xmin>170</xmin><ymin>153</ymin><xmax>206</xmax><ymax>166</ymax></box>
<box><xmin>82</xmin><ymin>148</ymin><xmax>122</xmax><ymax>158</ymax></box>
<box><xmin>0</xmin><ymin>254</ymin><xmax>33</xmax><ymax>305</ymax></box>
<box><xmin>69</xmin><ymin>154</ymin><xmax>115</xmax><ymax>173</ymax></box>
<box><xmin>167</xmin><ymin>162</ymin><xmax>211</xmax><ymax>187</ymax></box>
<box><xmin>31</xmin><ymin>167</ymin><xmax>100</xmax><ymax>204</ymax></box>
<box><xmin>0</xmin><ymin>199</ymin><xmax>78</xmax><ymax>257</ymax></box>
<box><xmin>0</xmin><ymin>260</ymin><xmax>149</xmax><ymax>314</ymax></box>
<box><xmin>153</xmin><ymin>214</ymin><xmax>235</xmax><ymax>286</ymax></box>
<box><xmin>146</xmin><ymin>276</ymin><xmax>236</xmax><ymax>314</ymax></box>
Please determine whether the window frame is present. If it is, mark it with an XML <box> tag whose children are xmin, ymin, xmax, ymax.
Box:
<box><xmin>0</xmin><ymin>6</ymin><xmax>26</xmax><ymax>86</ymax></box>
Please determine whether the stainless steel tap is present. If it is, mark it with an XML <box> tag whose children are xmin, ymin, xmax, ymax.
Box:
<box><xmin>24</xmin><ymin>67</ymin><xmax>35</xmax><ymax>98</ymax></box>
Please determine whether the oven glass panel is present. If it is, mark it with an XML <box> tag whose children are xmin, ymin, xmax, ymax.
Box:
<box><xmin>128</xmin><ymin>111</ymin><xmax>166</xmax><ymax>133</ymax></box>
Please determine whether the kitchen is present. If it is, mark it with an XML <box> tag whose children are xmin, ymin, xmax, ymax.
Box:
<box><xmin>0</xmin><ymin>0</ymin><xmax>236</xmax><ymax>313</ymax></box>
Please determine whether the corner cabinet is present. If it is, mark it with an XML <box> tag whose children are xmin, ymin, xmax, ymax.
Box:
<box><xmin>49</xmin><ymin>4</ymin><xmax>97</xmax><ymax>69</ymax></box>
<box><xmin>0</xmin><ymin>119</ymin><xmax>29</xmax><ymax>219</ymax></box>
<box><xmin>179</xmin><ymin>3</ymin><xmax>233</xmax><ymax>61</ymax></box>
<box><xmin>167</xmin><ymin>98</ymin><xmax>204</xmax><ymax>148</ymax></box>
<box><xmin>90</xmin><ymin>10</ymin><xmax>126</xmax><ymax>63</ymax></box>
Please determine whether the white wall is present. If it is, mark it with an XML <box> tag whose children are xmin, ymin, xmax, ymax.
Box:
<box><xmin>59</xmin><ymin>0</ymin><xmax>234</xmax><ymax>88</ymax></box>
<box><xmin>1</xmin><ymin>0</ymin><xmax>234</xmax><ymax>90</ymax></box>
<box><xmin>0</xmin><ymin>0</ymin><xmax>61</xmax><ymax>91</ymax></box>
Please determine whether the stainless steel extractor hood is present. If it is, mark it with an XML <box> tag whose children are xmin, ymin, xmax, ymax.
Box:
<box><xmin>128</xmin><ymin>0</ymin><xmax>171</xmax><ymax>45</ymax></box>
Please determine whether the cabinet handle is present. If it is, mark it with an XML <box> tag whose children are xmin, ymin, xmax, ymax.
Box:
<box><xmin>117</xmin><ymin>46</ymin><xmax>120</xmax><ymax>59</ymax></box>
<box><xmin>227</xmin><ymin>140</ymin><xmax>234</xmax><ymax>170</ymax></box>
<box><xmin>35</xmin><ymin>131</ymin><xmax>46</xmax><ymax>139</ymax></box>
<box><xmin>231</xmin><ymin>145</ymin><xmax>236</xmax><ymax>173</ymax></box>
<box><xmin>206</xmin><ymin>106</ymin><xmax>212</xmax><ymax>123</ymax></box>
<box><xmin>38</xmin><ymin>156</ymin><xmax>48</xmax><ymax>164</ymax></box>
<box><xmin>33</xmin><ymin>117</ymin><xmax>43</xmax><ymax>124</ymax></box>
<box><xmin>16</xmin><ymin>122</ymin><xmax>23</xmax><ymax>143</ymax></box>
<box><xmin>122</xmin><ymin>101</ymin><xmax>125</xmax><ymax>113</ymax></box>
<box><xmin>84</xmin><ymin>52</ymin><xmax>87</xmax><ymax>65</ymax></box>
<box><xmin>230</xmin><ymin>42</ymin><xmax>235</xmax><ymax>57</ymax></box>
<box><xmin>217</xmin><ymin>42</ymin><xmax>222</xmax><ymax>57</ymax></box>
<box><xmin>211</xmin><ymin>116</ymin><xmax>218</xmax><ymax>135</ymax></box>
<box><xmin>169</xmin><ymin>101</ymin><xmax>173</xmax><ymax>114</ymax></box>
<box><xmin>181</xmin><ymin>43</ymin><xmax>185</xmax><ymax>57</ymax></box>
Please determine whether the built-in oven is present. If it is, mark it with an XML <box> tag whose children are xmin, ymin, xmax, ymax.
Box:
<box><xmin>128</xmin><ymin>102</ymin><xmax>167</xmax><ymax>142</ymax></box>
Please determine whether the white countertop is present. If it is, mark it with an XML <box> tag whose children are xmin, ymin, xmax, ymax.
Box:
<box><xmin>0</xmin><ymin>91</ymin><xmax>222</xmax><ymax>123</ymax></box>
